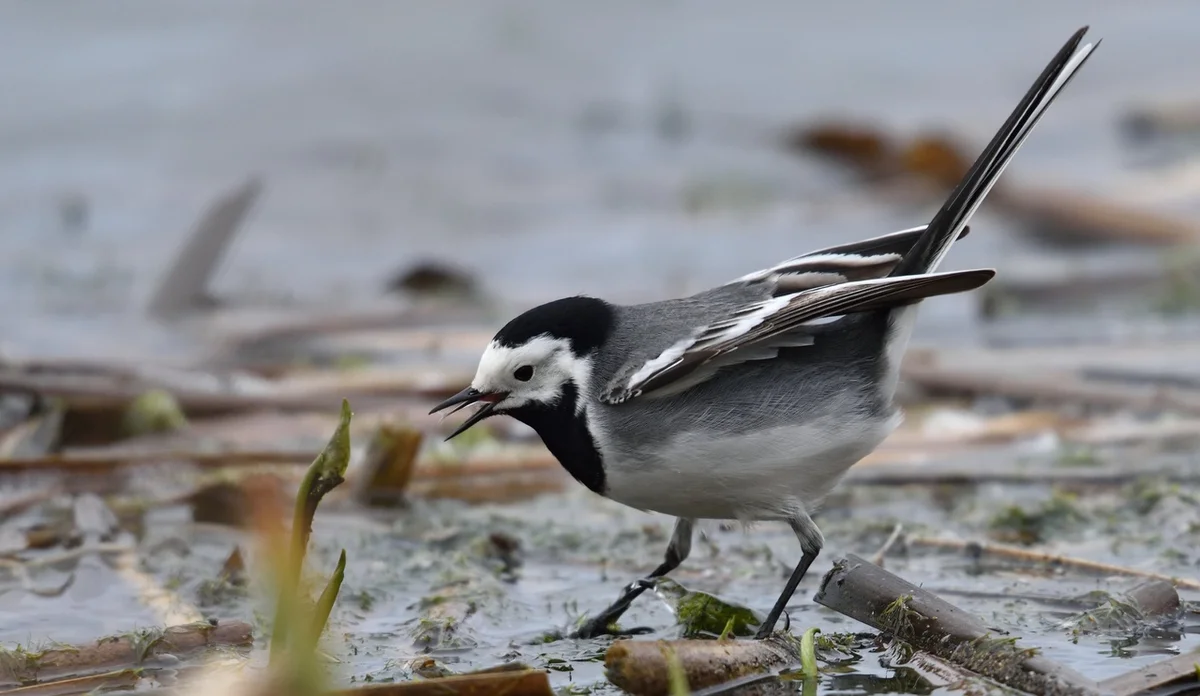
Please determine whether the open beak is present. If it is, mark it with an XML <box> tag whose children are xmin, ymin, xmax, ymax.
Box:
<box><xmin>428</xmin><ymin>387</ymin><xmax>508</xmax><ymax>441</ymax></box>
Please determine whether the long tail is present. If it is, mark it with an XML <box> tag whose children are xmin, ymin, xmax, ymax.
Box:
<box><xmin>889</xmin><ymin>26</ymin><xmax>1099</xmax><ymax>279</ymax></box>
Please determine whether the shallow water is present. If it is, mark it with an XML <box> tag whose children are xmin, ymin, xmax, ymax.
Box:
<box><xmin>6</xmin><ymin>455</ymin><xmax>1195</xmax><ymax>693</ymax></box>
<box><xmin>1</xmin><ymin>3</ymin><xmax>1199</xmax><ymax>693</ymax></box>
<box><xmin>2</xmin><ymin>1</ymin><xmax>1199</xmax><ymax>360</ymax></box>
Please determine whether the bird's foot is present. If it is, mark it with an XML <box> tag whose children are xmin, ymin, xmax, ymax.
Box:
<box><xmin>752</xmin><ymin>609</ymin><xmax>791</xmax><ymax>640</ymax></box>
<box><xmin>570</xmin><ymin>578</ymin><xmax>659</xmax><ymax>639</ymax></box>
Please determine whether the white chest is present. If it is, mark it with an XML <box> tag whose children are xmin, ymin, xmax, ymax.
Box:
<box><xmin>597</xmin><ymin>409</ymin><xmax>901</xmax><ymax>521</ymax></box>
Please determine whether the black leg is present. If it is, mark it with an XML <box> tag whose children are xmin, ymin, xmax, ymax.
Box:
<box><xmin>754</xmin><ymin>512</ymin><xmax>824</xmax><ymax>640</ymax></box>
<box><xmin>572</xmin><ymin>517</ymin><xmax>694</xmax><ymax>639</ymax></box>
<box><xmin>754</xmin><ymin>551</ymin><xmax>817</xmax><ymax>639</ymax></box>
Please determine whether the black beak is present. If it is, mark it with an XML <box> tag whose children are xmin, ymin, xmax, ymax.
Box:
<box><xmin>429</xmin><ymin>387</ymin><xmax>507</xmax><ymax>441</ymax></box>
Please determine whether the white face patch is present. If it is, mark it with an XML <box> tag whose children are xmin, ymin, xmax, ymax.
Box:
<box><xmin>471</xmin><ymin>335</ymin><xmax>592</xmax><ymax>413</ymax></box>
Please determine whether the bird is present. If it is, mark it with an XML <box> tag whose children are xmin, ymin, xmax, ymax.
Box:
<box><xmin>430</xmin><ymin>27</ymin><xmax>1099</xmax><ymax>640</ymax></box>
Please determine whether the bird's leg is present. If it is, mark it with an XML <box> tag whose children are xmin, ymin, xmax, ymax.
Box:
<box><xmin>755</xmin><ymin>511</ymin><xmax>824</xmax><ymax>639</ymax></box>
<box><xmin>572</xmin><ymin>517</ymin><xmax>694</xmax><ymax>639</ymax></box>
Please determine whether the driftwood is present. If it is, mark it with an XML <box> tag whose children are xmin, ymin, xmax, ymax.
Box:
<box><xmin>0</xmin><ymin>450</ymin><xmax>316</xmax><ymax>474</ymax></box>
<box><xmin>147</xmin><ymin>178</ymin><xmax>263</xmax><ymax>319</ymax></box>
<box><xmin>870</xmin><ymin>523</ymin><xmax>904</xmax><ymax>566</ymax></box>
<box><xmin>1054</xmin><ymin>580</ymin><xmax>1183</xmax><ymax>647</ymax></box>
<box><xmin>814</xmin><ymin>554</ymin><xmax>1098</xmax><ymax>695</ymax></box>
<box><xmin>207</xmin><ymin>309</ymin><xmax>494</xmax><ymax>373</ymax></box>
<box><xmin>604</xmin><ymin>636</ymin><xmax>802</xmax><ymax>696</ymax></box>
<box><xmin>906</xmin><ymin>536</ymin><xmax>1200</xmax><ymax>591</ymax></box>
<box><xmin>847</xmin><ymin>463</ymin><xmax>1200</xmax><ymax>487</ymax></box>
<box><xmin>901</xmin><ymin>362</ymin><xmax>1200</xmax><ymax>416</ymax></box>
<box><xmin>0</xmin><ymin>360</ymin><xmax>470</xmax><ymax>427</ymax></box>
<box><xmin>794</xmin><ymin>120</ymin><xmax>1200</xmax><ymax>246</ymax></box>
<box><xmin>3</xmin><ymin>442</ymin><xmax>1195</xmax><ymax>505</ymax></box>
<box><xmin>1116</xmin><ymin>579</ymin><xmax>1182</xmax><ymax>618</ymax></box>
<box><xmin>0</xmin><ymin>371</ymin><xmax>455</xmax><ymax>419</ymax></box>
<box><xmin>352</xmin><ymin>423</ymin><xmax>422</xmax><ymax>506</ymax></box>
<box><xmin>0</xmin><ymin>669</ymin><xmax>141</xmax><ymax>695</ymax></box>
<box><xmin>900</xmin><ymin>649</ymin><xmax>1024</xmax><ymax>695</ymax></box>
<box><xmin>1002</xmin><ymin>186</ymin><xmax>1200</xmax><ymax>246</ymax></box>
<box><xmin>406</xmin><ymin>459</ymin><xmax>569</xmax><ymax>505</ymax></box>
<box><xmin>0</xmin><ymin>621</ymin><xmax>252</xmax><ymax>688</ymax></box>
<box><xmin>328</xmin><ymin>667</ymin><xmax>552</xmax><ymax>696</ymax></box>
<box><xmin>129</xmin><ymin>663</ymin><xmax>552</xmax><ymax>696</ymax></box>
<box><xmin>1097</xmin><ymin>650</ymin><xmax>1200</xmax><ymax>696</ymax></box>
<box><xmin>0</xmin><ymin>447</ymin><xmax>570</xmax><ymax>506</ymax></box>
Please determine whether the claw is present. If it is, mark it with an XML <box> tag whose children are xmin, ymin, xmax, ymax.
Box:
<box><xmin>753</xmin><ymin>609</ymin><xmax>791</xmax><ymax>640</ymax></box>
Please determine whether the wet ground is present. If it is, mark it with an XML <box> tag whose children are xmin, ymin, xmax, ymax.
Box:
<box><xmin>2</xmin><ymin>431</ymin><xmax>1197</xmax><ymax>693</ymax></box>
<box><xmin>1</xmin><ymin>3</ymin><xmax>1200</xmax><ymax>694</ymax></box>
<box><xmin>303</xmin><ymin>472</ymin><xmax>1200</xmax><ymax>692</ymax></box>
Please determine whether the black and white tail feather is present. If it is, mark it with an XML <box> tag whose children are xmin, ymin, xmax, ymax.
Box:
<box><xmin>601</xmin><ymin>27</ymin><xmax>1099</xmax><ymax>405</ymax></box>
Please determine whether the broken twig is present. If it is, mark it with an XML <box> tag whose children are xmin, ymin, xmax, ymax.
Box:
<box><xmin>0</xmin><ymin>621</ymin><xmax>252</xmax><ymax>687</ymax></box>
<box><xmin>1098</xmin><ymin>650</ymin><xmax>1200</xmax><ymax>696</ymax></box>
<box><xmin>814</xmin><ymin>554</ymin><xmax>1097</xmax><ymax>695</ymax></box>
<box><xmin>148</xmin><ymin>178</ymin><xmax>263</xmax><ymax>319</ymax></box>
<box><xmin>328</xmin><ymin>667</ymin><xmax>552</xmax><ymax>695</ymax></box>
<box><xmin>0</xmin><ymin>668</ymin><xmax>141</xmax><ymax>695</ymax></box>
<box><xmin>870</xmin><ymin>524</ymin><xmax>903</xmax><ymax>567</ymax></box>
<box><xmin>907</xmin><ymin>536</ymin><xmax>1200</xmax><ymax>590</ymax></box>
<box><xmin>353</xmin><ymin>423</ymin><xmax>422</xmax><ymax>506</ymax></box>
<box><xmin>605</xmin><ymin>635</ymin><xmax>802</xmax><ymax>696</ymax></box>
<box><xmin>902</xmin><ymin>363</ymin><xmax>1200</xmax><ymax>416</ymax></box>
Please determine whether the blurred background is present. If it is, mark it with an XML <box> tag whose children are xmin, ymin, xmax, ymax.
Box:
<box><xmin>1</xmin><ymin>3</ymin><xmax>1199</xmax><ymax>695</ymax></box>
<box><xmin>4</xmin><ymin>1</ymin><xmax>1199</xmax><ymax>359</ymax></box>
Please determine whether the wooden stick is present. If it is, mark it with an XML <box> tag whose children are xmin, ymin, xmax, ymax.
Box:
<box><xmin>147</xmin><ymin>179</ymin><xmax>262</xmax><ymax>319</ymax></box>
<box><xmin>0</xmin><ymin>450</ymin><xmax>317</xmax><ymax>473</ymax></box>
<box><xmin>902</xmin><ymin>363</ymin><xmax>1200</xmax><ymax>415</ymax></box>
<box><xmin>1005</xmin><ymin>186</ymin><xmax>1200</xmax><ymax>246</ymax></box>
<box><xmin>0</xmin><ymin>368</ymin><xmax>464</xmax><ymax>418</ymax></box>
<box><xmin>604</xmin><ymin>636</ymin><xmax>802</xmax><ymax>696</ymax></box>
<box><xmin>814</xmin><ymin>555</ymin><xmax>1098</xmax><ymax>696</ymax></box>
<box><xmin>0</xmin><ymin>621</ymin><xmax>252</xmax><ymax>688</ymax></box>
<box><xmin>1121</xmin><ymin>580</ymin><xmax>1182</xmax><ymax>618</ymax></box>
<box><xmin>907</xmin><ymin>536</ymin><xmax>1200</xmax><ymax>590</ymax></box>
<box><xmin>3</xmin><ymin>445</ymin><xmax>1195</xmax><ymax>502</ymax></box>
<box><xmin>0</xmin><ymin>669</ymin><xmax>141</xmax><ymax>696</ymax></box>
<box><xmin>1099</xmin><ymin>650</ymin><xmax>1200</xmax><ymax>696</ymax></box>
<box><xmin>870</xmin><ymin>523</ymin><xmax>904</xmax><ymax>566</ymax></box>
<box><xmin>326</xmin><ymin>668</ymin><xmax>552</xmax><ymax>696</ymax></box>
<box><xmin>847</xmin><ymin>463</ymin><xmax>1200</xmax><ymax>487</ymax></box>
<box><xmin>0</xmin><ymin>449</ymin><xmax>562</xmax><ymax>482</ymax></box>
<box><xmin>352</xmin><ymin>424</ymin><xmax>422</xmax><ymax>506</ymax></box>
<box><xmin>211</xmin><ymin>309</ymin><xmax>492</xmax><ymax>365</ymax></box>
<box><xmin>795</xmin><ymin>119</ymin><xmax>1200</xmax><ymax>246</ymax></box>
<box><xmin>900</xmin><ymin>646</ymin><xmax>1045</xmax><ymax>695</ymax></box>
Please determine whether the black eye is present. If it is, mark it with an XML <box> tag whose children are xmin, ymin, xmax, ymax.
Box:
<box><xmin>513</xmin><ymin>365</ymin><xmax>534</xmax><ymax>382</ymax></box>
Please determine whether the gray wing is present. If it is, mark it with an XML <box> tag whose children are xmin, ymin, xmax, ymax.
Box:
<box><xmin>600</xmin><ymin>268</ymin><xmax>993</xmax><ymax>405</ymax></box>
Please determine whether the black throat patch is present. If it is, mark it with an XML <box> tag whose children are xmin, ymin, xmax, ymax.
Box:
<box><xmin>506</xmin><ymin>382</ymin><xmax>605</xmax><ymax>495</ymax></box>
